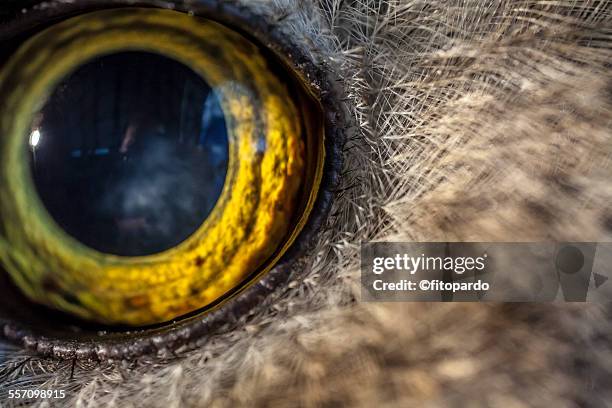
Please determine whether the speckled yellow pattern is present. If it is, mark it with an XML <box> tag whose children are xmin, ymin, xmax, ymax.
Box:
<box><xmin>0</xmin><ymin>8</ymin><xmax>317</xmax><ymax>325</ymax></box>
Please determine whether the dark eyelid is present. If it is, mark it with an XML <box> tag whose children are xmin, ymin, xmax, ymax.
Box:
<box><xmin>0</xmin><ymin>1</ymin><xmax>351</xmax><ymax>360</ymax></box>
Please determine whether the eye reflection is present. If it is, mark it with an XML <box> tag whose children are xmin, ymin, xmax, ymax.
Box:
<box><xmin>29</xmin><ymin>52</ymin><xmax>229</xmax><ymax>257</ymax></box>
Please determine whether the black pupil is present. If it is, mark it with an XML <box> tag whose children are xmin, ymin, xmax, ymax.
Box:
<box><xmin>29</xmin><ymin>52</ymin><xmax>229</xmax><ymax>256</ymax></box>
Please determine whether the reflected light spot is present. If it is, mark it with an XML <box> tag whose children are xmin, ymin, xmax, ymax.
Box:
<box><xmin>30</xmin><ymin>129</ymin><xmax>41</xmax><ymax>148</ymax></box>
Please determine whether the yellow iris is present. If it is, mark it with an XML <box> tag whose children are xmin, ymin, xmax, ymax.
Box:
<box><xmin>0</xmin><ymin>9</ymin><xmax>324</xmax><ymax>325</ymax></box>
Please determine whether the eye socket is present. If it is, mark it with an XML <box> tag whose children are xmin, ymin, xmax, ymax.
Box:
<box><xmin>0</xmin><ymin>8</ymin><xmax>325</xmax><ymax>327</ymax></box>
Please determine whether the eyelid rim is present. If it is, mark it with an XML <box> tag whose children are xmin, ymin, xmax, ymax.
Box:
<box><xmin>0</xmin><ymin>0</ymin><xmax>352</xmax><ymax>361</ymax></box>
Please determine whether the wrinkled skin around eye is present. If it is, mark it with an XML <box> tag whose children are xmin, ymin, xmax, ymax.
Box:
<box><xmin>1</xmin><ymin>0</ymin><xmax>612</xmax><ymax>406</ymax></box>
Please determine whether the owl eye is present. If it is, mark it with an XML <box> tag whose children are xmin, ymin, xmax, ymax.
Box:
<box><xmin>0</xmin><ymin>8</ymin><xmax>328</xmax><ymax>327</ymax></box>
